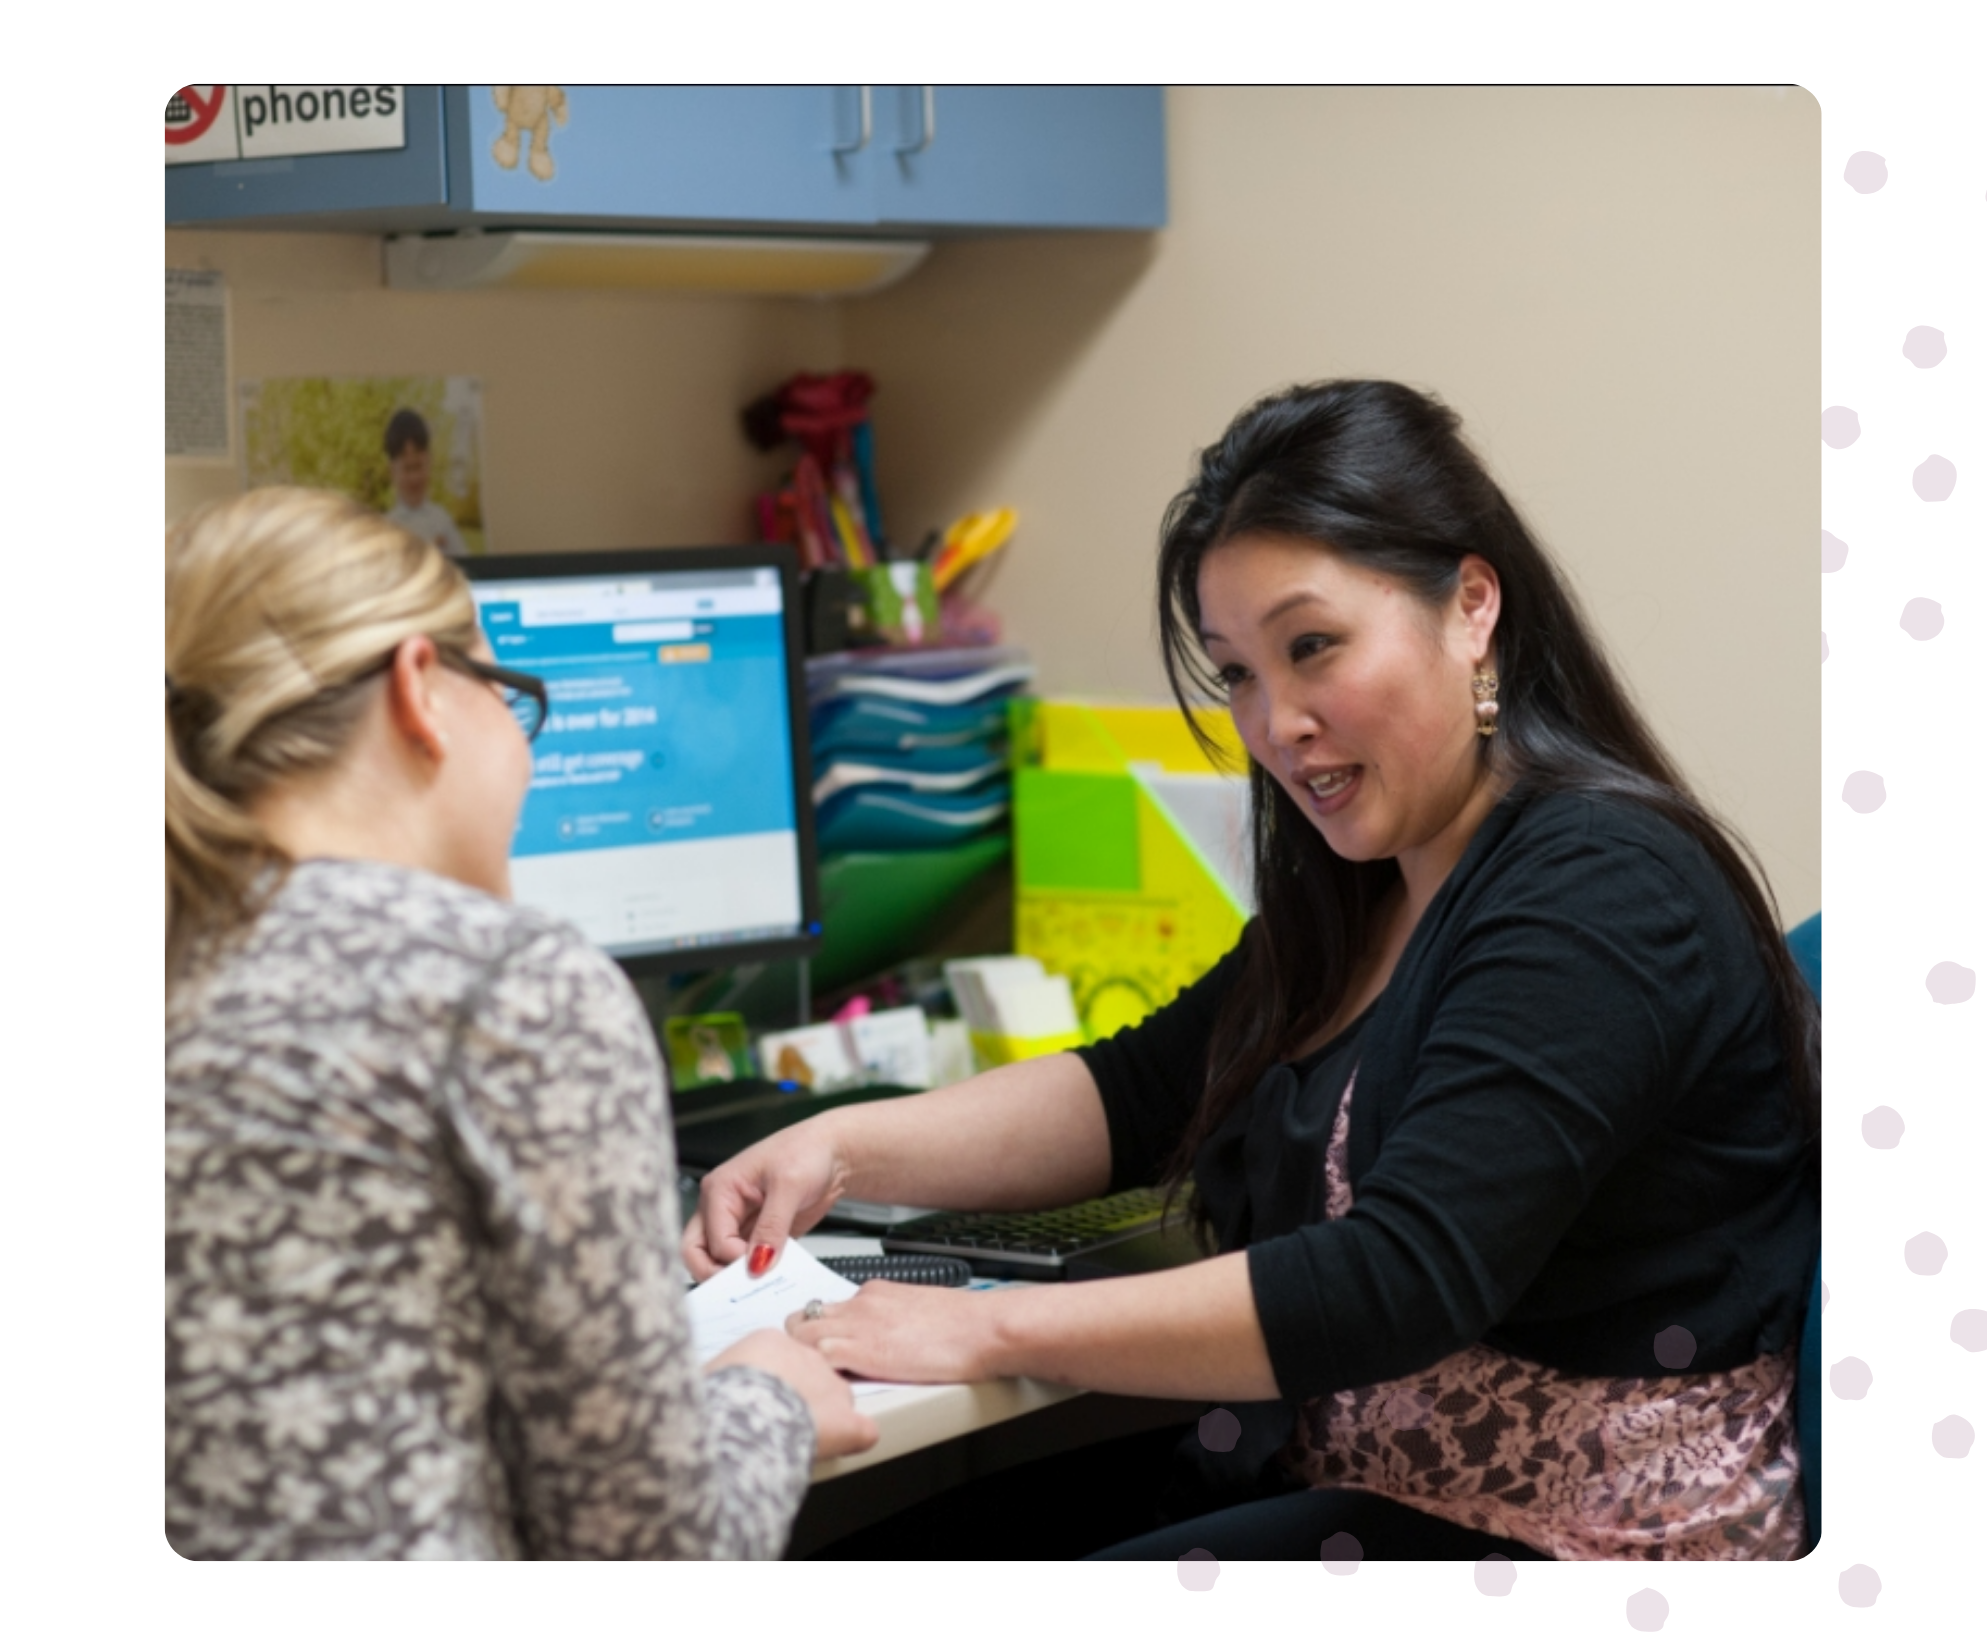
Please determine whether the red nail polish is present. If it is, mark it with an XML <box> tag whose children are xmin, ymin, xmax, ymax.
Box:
<box><xmin>748</xmin><ymin>1244</ymin><xmax>775</xmax><ymax>1277</ymax></box>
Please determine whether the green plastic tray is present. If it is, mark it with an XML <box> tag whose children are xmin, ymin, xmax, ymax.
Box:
<box><xmin>814</xmin><ymin>833</ymin><xmax>1011</xmax><ymax>994</ymax></box>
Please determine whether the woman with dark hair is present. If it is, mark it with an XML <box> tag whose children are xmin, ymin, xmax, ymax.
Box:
<box><xmin>685</xmin><ymin>381</ymin><xmax>1820</xmax><ymax>1561</ymax></box>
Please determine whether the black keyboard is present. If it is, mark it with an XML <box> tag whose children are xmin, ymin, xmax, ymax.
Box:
<box><xmin>881</xmin><ymin>1187</ymin><xmax>1169</xmax><ymax>1278</ymax></box>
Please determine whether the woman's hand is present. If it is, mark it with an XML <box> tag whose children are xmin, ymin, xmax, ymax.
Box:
<box><xmin>784</xmin><ymin>1281</ymin><xmax>1009</xmax><ymax>1387</ymax></box>
<box><xmin>790</xmin><ymin>1255</ymin><xmax>1282</xmax><ymax>1404</ymax></box>
<box><xmin>705</xmin><ymin>1327</ymin><xmax>879</xmax><ymax>1460</ymax></box>
<box><xmin>683</xmin><ymin>1116</ymin><xmax>849</xmax><ymax>1281</ymax></box>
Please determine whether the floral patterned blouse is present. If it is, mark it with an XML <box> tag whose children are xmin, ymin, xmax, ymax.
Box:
<box><xmin>166</xmin><ymin>859</ymin><xmax>814</xmax><ymax>1560</ymax></box>
<box><xmin>1279</xmin><ymin>1069</ymin><xmax>1807</xmax><ymax>1559</ymax></box>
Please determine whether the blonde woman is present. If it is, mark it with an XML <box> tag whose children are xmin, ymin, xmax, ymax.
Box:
<box><xmin>166</xmin><ymin>489</ymin><xmax>873</xmax><ymax>1560</ymax></box>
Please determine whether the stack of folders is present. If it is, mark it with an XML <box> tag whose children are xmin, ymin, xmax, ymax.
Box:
<box><xmin>806</xmin><ymin>647</ymin><xmax>1035</xmax><ymax>854</ymax></box>
<box><xmin>943</xmin><ymin>955</ymin><xmax>1086</xmax><ymax>1068</ymax></box>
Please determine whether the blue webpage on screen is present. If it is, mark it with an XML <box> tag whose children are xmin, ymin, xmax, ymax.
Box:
<box><xmin>471</xmin><ymin>567</ymin><xmax>804</xmax><ymax>958</ymax></box>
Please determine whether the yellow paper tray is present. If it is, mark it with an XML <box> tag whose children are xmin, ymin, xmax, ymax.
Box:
<box><xmin>969</xmin><ymin>1028</ymin><xmax>1086</xmax><ymax>1069</ymax></box>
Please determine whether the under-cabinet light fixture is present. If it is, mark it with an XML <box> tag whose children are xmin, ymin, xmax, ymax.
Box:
<box><xmin>383</xmin><ymin>231</ymin><xmax>930</xmax><ymax>297</ymax></box>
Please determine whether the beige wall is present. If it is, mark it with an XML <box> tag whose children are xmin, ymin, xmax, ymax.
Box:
<box><xmin>845</xmin><ymin>86</ymin><xmax>1820</xmax><ymax>919</ymax></box>
<box><xmin>166</xmin><ymin>85</ymin><xmax>1818</xmax><ymax>917</ymax></box>
<box><xmin>164</xmin><ymin>229</ymin><xmax>843</xmax><ymax>546</ymax></box>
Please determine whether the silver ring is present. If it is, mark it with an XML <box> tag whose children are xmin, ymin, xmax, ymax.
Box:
<box><xmin>802</xmin><ymin>1298</ymin><xmax>825</xmax><ymax>1322</ymax></box>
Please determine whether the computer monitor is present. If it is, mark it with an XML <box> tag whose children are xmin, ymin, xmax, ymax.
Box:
<box><xmin>462</xmin><ymin>546</ymin><xmax>820</xmax><ymax>975</ymax></box>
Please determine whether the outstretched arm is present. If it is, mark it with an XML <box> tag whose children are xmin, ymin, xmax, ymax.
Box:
<box><xmin>787</xmin><ymin>1251</ymin><xmax>1280</xmax><ymax>1403</ymax></box>
<box><xmin>683</xmin><ymin>1050</ymin><xmax>1113</xmax><ymax>1279</ymax></box>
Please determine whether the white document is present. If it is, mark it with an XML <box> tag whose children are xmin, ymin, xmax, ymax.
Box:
<box><xmin>1131</xmin><ymin>763</ymin><xmax>1255</xmax><ymax>912</ymax></box>
<box><xmin>688</xmin><ymin>1241</ymin><xmax>861</xmax><ymax>1367</ymax></box>
<box><xmin>813</xmin><ymin>756</ymin><xmax>1005</xmax><ymax>805</ymax></box>
<box><xmin>166</xmin><ymin>270</ymin><xmax>230</xmax><ymax>461</ymax></box>
<box><xmin>821</xmin><ymin>663</ymin><xmax>1035</xmax><ymax>707</ymax></box>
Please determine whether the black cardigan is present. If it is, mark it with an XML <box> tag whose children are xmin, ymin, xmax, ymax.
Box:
<box><xmin>1076</xmin><ymin>786</ymin><xmax>1818</xmax><ymax>1404</ymax></box>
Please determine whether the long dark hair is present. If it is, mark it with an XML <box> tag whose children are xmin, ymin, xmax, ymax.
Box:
<box><xmin>1155</xmin><ymin>381</ymin><xmax>1819</xmax><ymax>1219</ymax></box>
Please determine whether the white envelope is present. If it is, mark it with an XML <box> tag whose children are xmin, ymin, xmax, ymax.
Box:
<box><xmin>687</xmin><ymin>1241</ymin><xmax>906</xmax><ymax>1398</ymax></box>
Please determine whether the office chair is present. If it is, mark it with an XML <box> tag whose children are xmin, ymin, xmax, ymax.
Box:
<box><xmin>1786</xmin><ymin>911</ymin><xmax>1821</xmax><ymax>1555</ymax></box>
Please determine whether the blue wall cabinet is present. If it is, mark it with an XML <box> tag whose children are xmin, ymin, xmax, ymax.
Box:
<box><xmin>455</xmin><ymin>86</ymin><xmax>876</xmax><ymax>227</ymax></box>
<box><xmin>166</xmin><ymin>86</ymin><xmax>450</xmax><ymax>227</ymax></box>
<box><xmin>168</xmin><ymin>86</ymin><xmax>1167</xmax><ymax>235</ymax></box>
<box><xmin>868</xmin><ymin>86</ymin><xmax>1166</xmax><ymax>230</ymax></box>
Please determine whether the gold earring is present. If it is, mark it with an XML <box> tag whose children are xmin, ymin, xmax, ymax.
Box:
<box><xmin>1471</xmin><ymin>670</ymin><xmax>1500</xmax><ymax>737</ymax></box>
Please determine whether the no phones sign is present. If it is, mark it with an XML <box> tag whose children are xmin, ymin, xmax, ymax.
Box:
<box><xmin>166</xmin><ymin>86</ymin><xmax>407</xmax><ymax>166</ymax></box>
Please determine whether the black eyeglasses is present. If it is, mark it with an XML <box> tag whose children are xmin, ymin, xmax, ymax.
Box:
<box><xmin>345</xmin><ymin>642</ymin><xmax>551</xmax><ymax>743</ymax></box>
<box><xmin>438</xmin><ymin>649</ymin><xmax>550</xmax><ymax>743</ymax></box>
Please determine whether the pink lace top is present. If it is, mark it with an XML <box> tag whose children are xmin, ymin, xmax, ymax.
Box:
<box><xmin>1279</xmin><ymin>1069</ymin><xmax>1807</xmax><ymax>1560</ymax></box>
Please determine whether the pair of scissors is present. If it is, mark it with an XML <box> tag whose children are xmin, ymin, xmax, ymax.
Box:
<box><xmin>932</xmin><ymin>508</ymin><xmax>1017</xmax><ymax>591</ymax></box>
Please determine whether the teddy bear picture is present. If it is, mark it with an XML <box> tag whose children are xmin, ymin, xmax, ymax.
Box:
<box><xmin>490</xmin><ymin>86</ymin><xmax>568</xmax><ymax>181</ymax></box>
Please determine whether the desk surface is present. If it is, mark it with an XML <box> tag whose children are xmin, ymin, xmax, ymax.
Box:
<box><xmin>813</xmin><ymin>1374</ymin><xmax>1087</xmax><ymax>1483</ymax></box>
<box><xmin>787</xmin><ymin>1236</ymin><xmax>1202</xmax><ymax>1554</ymax></box>
<box><xmin>797</xmin><ymin>1234</ymin><xmax>1085</xmax><ymax>1483</ymax></box>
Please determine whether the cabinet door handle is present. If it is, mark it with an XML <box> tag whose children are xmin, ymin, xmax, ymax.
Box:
<box><xmin>832</xmin><ymin>85</ymin><xmax>873</xmax><ymax>156</ymax></box>
<box><xmin>895</xmin><ymin>85</ymin><xmax>936</xmax><ymax>156</ymax></box>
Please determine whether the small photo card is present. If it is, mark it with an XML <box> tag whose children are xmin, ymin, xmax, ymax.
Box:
<box><xmin>757</xmin><ymin>1024</ymin><xmax>860</xmax><ymax>1093</ymax></box>
<box><xmin>847</xmin><ymin>1006</ymin><xmax>934</xmax><ymax>1089</ymax></box>
<box><xmin>663</xmin><ymin>1013</ymin><xmax>753</xmax><ymax>1090</ymax></box>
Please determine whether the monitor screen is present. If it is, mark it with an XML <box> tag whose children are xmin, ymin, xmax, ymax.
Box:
<box><xmin>463</xmin><ymin>546</ymin><xmax>819</xmax><ymax>973</ymax></box>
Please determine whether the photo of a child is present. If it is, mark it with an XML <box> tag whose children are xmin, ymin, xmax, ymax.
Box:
<box><xmin>384</xmin><ymin>408</ymin><xmax>468</xmax><ymax>557</ymax></box>
<box><xmin>239</xmin><ymin>374</ymin><xmax>484</xmax><ymax>554</ymax></box>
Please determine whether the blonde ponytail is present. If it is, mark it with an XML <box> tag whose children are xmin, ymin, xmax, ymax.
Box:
<box><xmin>165</xmin><ymin>488</ymin><xmax>478</xmax><ymax>987</ymax></box>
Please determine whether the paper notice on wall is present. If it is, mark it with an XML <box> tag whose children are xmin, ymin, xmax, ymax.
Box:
<box><xmin>166</xmin><ymin>270</ymin><xmax>230</xmax><ymax>461</ymax></box>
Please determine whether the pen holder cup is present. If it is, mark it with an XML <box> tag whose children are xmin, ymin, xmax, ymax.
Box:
<box><xmin>968</xmin><ymin>1028</ymin><xmax>1087</xmax><ymax>1071</ymax></box>
<box><xmin>855</xmin><ymin>562</ymin><xmax>941</xmax><ymax>647</ymax></box>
